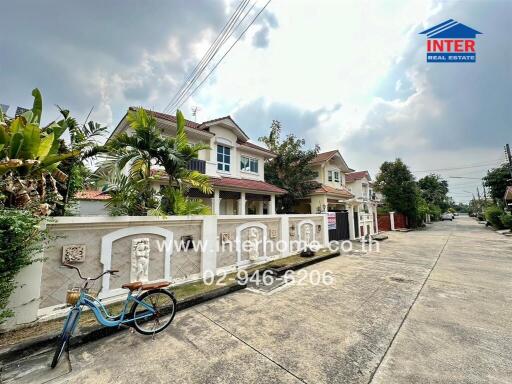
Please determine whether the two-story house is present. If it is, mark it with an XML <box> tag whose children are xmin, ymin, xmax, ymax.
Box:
<box><xmin>345</xmin><ymin>171</ymin><xmax>380</xmax><ymax>236</ymax></box>
<box><xmin>293</xmin><ymin>150</ymin><xmax>354</xmax><ymax>214</ymax></box>
<box><xmin>77</xmin><ymin>109</ymin><xmax>286</xmax><ymax>216</ymax></box>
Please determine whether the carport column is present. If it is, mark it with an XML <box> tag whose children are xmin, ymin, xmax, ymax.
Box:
<box><xmin>348</xmin><ymin>205</ymin><xmax>356</xmax><ymax>240</ymax></box>
<box><xmin>212</xmin><ymin>189</ymin><xmax>220</xmax><ymax>215</ymax></box>
<box><xmin>280</xmin><ymin>215</ymin><xmax>290</xmax><ymax>256</ymax></box>
<box><xmin>238</xmin><ymin>192</ymin><xmax>246</xmax><ymax>215</ymax></box>
<box><xmin>201</xmin><ymin>216</ymin><xmax>217</xmax><ymax>278</ymax></box>
<box><xmin>269</xmin><ymin>194</ymin><xmax>276</xmax><ymax>215</ymax></box>
<box><xmin>257</xmin><ymin>200</ymin><xmax>264</xmax><ymax>215</ymax></box>
<box><xmin>389</xmin><ymin>211</ymin><xmax>395</xmax><ymax>231</ymax></box>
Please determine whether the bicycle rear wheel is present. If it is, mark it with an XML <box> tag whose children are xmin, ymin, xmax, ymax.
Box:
<box><xmin>51</xmin><ymin>308</ymin><xmax>79</xmax><ymax>368</ymax></box>
<box><xmin>130</xmin><ymin>289</ymin><xmax>176</xmax><ymax>335</ymax></box>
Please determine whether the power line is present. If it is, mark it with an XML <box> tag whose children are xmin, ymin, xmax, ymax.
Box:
<box><xmin>162</xmin><ymin>0</ymin><xmax>251</xmax><ymax>114</ymax></box>
<box><xmin>165</xmin><ymin>0</ymin><xmax>273</xmax><ymax>113</ymax></box>
<box><xmin>412</xmin><ymin>161</ymin><xmax>502</xmax><ymax>173</ymax></box>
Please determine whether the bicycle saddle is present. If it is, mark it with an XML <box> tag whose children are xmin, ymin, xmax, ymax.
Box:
<box><xmin>122</xmin><ymin>281</ymin><xmax>170</xmax><ymax>291</ymax></box>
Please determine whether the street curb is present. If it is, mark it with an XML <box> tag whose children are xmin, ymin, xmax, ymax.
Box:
<box><xmin>0</xmin><ymin>283</ymin><xmax>246</xmax><ymax>365</ymax></box>
<box><xmin>0</xmin><ymin>251</ymin><xmax>340</xmax><ymax>365</ymax></box>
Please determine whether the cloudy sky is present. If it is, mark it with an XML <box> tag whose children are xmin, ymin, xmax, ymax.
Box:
<box><xmin>2</xmin><ymin>0</ymin><xmax>511</xmax><ymax>202</ymax></box>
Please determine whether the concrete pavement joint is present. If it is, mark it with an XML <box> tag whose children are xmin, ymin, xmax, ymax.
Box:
<box><xmin>367</xmin><ymin>233</ymin><xmax>452</xmax><ymax>384</ymax></box>
<box><xmin>192</xmin><ymin>307</ymin><xmax>308</xmax><ymax>384</ymax></box>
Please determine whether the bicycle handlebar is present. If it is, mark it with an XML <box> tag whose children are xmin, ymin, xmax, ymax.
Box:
<box><xmin>62</xmin><ymin>263</ymin><xmax>119</xmax><ymax>280</ymax></box>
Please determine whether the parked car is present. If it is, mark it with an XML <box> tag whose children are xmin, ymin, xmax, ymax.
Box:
<box><xmin>441</xmin><ymin>213</ymin><xmax>453</xmax><ymax>221</ymax></box>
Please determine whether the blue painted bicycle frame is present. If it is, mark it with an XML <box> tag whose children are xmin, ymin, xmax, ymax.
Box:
<box><xmin>63</xmin><ymin>289</ymin><xmax>157</xmax><ymax>334</ymax></box>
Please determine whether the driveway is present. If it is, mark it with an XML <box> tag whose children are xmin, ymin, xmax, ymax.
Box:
<box><xmin>9</xmin><ymin>217</ymin><xmax>512</xmax><ymax>383</ymax></box>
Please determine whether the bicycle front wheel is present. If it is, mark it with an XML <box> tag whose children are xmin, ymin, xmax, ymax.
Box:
<box><xmin>130</xmin><ymin>289</ymin><xmax>177</xmax><ymax>335</ymax></box>
<box><xmin>51</xmin><ymin>308</ymin><xmax>79</xmax><ymax>368</ymax></box>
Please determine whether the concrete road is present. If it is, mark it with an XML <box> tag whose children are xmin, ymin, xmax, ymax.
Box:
<box><xmin>12</xmin><ymin>217</ymin><xmax>512</xmax><ymax>383</ymax></box>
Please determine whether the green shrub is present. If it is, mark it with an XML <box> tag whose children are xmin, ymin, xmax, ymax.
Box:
<box><xmin>485</xmin><ymin>206</ymin><xmax>505</xmax><ymax>229</ymax></box>
<box><xmin>0</xmin><ymin>210</ymin><xmax>46</xmax><ymax>323</ymax></box>
<box><xmin>500</xmin><ymin>213</ymin><xmax>512</xmax><ymax>229</ymax></box>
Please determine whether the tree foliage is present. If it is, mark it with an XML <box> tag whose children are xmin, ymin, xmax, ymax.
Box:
<box><xmin>374</xmin><ymin>158</ymin><xmax>421</xmax><ymax>226</ymax></box>
<box><xmin>102</xmin><ymin>108</ymin><xmax>212</xmax><ymax>216</ymax></box>
<box><xmin>0</xmin><ymin>89</ymin><xmax>105</xmax><ymax>216</ymax></box>
<box><xmin>259</xmin><ymin>120</ymin><xmax>320</xmax><ymax>213</ymax></box>
<box><xmin>483</xmin><ymin>164</ymin><xmax>510</xmax><ymax>205</ymax></box>
<box><xmin>0</xmin><ymin>209</ymin><xmax>47</xmax><ymax>323</ymax></box>
<box><xmin>418</xmin><ymin>174</ymin><xmax>449</xmax><ymax>212</ymax></box>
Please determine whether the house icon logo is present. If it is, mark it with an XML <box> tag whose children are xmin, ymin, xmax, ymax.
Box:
<box><xmin>419</xmin><ymin>19</ymin><xmax>482</xmax><ymax>63</ymax></box>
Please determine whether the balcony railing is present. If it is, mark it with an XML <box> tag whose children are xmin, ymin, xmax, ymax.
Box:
<box><xmin>187</xmin><ymin>159</ymin><xmax>206</xmax><ymax>174</ymax></box>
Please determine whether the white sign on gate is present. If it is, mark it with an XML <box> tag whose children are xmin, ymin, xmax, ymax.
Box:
<box><xmin>327</xmin><ymin>212</ymin><xmax>336</xmax><ymax>230</ymax></box>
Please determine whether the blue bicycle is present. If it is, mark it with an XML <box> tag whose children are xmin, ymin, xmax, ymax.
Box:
<box><xmin>51</xmin><ymin>263</ymin><xmax>177</xmax><ymax>368</ymax></box>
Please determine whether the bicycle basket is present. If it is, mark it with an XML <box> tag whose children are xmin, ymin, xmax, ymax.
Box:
<box><xmin>66</xmin><ymin>287</ymin><xmax>81</xmax><ymax>306</ymax></box>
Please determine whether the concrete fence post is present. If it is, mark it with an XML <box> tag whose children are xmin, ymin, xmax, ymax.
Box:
<box><xmin>2</xmin><ymin>255</ymin><xmax>44</xmax><ymax>331</ymax></box>
<box><xmin>322</xmin><ymin>213</ymin><xmax>329</xmax><ymax>247</ymax></box>
<box><xmin>280</xmin><ymin>215</ymin><xmax>290</xmax><ymax>257</ymax></box>
<box><xmin>201</xmin><ymin>216</ymin><xmax>218</xmax><ymax>278</ymax></box>
<box><xmin>389</xmin><ymin>211</ymin><xmax>396</xmax><ymax>231</ymax></box>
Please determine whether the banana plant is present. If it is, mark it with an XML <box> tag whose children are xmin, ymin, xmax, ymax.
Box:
<box><xmin>0</xmin><ymin>89</ymin><xmax>81</xmax><ymax>213</ymax></box>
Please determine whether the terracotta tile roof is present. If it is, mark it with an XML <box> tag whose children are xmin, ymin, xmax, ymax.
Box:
<box><xmin>310</xmin><ymin>150</ymin><xmax>339</xmax><ymax>164</ymax></box>
<box><xmin>74</xmin><ymin>190</ymin><xmax>111</xmax><ymax>201</ymax></box>
<box><xmin>211</xmin><ymin>177</ymin><xmax>286</xmax><ymax>194</ymax></box>
<box><xmin>311</xmin><ymin>184</ymin><xmax>354</xmax><ymax>199</ymax></box>
<box><xmin>345</xmin><ymin>171</ymin><xmax>371</xmax><ymax>183</ymax></box>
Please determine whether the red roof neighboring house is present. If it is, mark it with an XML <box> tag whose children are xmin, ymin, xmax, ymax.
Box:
<box><xmin>311</xmin><ymin>184</ymin><xmax>354</xmax><ymax>199</ymax></box>
<box><xmin>211</xmin><ymin>177</ymin><xmax>286</xmax><ymax>194</ymax></box>
<box><xmin>345</xmin><ymin>171</ymin><xmax>371</xmax><ymax>183</ymax></box>
<box><xmin>75</xmin><ymin>190</ymin><xmax>111</xmax><ymax>201</ymax></box>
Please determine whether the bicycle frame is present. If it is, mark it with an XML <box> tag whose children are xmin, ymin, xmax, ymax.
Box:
<box><xmin>65</xmin><ymin>288</ymin><xmax>157</xmax><ymax>331</ymax></box>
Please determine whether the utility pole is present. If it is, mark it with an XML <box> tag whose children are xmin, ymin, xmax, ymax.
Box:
<box><xmin>505</xmin><ymin>144</ymin><xmax>512</xmax><ymax>179</ymax></box>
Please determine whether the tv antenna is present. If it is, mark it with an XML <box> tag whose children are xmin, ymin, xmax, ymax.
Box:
<box><xmin>191</xmin><ymin>106</ymin><xmax>201</xmax><ymax>122</ymax></box>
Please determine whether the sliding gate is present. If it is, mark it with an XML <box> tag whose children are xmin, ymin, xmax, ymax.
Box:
<box><xmin>328</xmin><ymin>211</ymin><xmax>350</xmax><ymax>241</ymax></box>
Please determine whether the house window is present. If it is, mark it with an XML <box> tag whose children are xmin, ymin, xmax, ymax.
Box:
<box><xmin>240</xmin><ymin>156</ymin><xmax>258</xmax><ymax>173</ymax></box>
<box><xmin>217</xmin><ymin>145</ymin><xmax>231</xmax><ymax>172</ymax></box>
<box><xmin>328</xmin><ymin>170</ymin><xmax>333</xmax><ymax>182</ymax></box>
<box><xmin>334</xmin><ymin>171</ymin><xmax>340</xmax><ymax>182</ymax></box>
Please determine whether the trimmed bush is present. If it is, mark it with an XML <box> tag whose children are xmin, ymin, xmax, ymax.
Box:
<box><xmin>500</xmin><ymin>213</ymin><xmax>512</xmax><ymax>229</ymax></box>
<box><xmin>0</xmin><ymin>210</ymin><xmax>46</xmax><ymax>323</ymax></box>
<box><xmin>485</xmin><ymin>206</ymin><xmax>505</xmax><ymax>229</ymax></box>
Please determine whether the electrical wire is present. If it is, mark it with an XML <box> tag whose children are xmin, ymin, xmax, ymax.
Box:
<box><xmin>162</xmin><ymin>0</ymin><xmax>251</xmax><ymax>113</ymax></box>
<box><xmin>164</xmin><ymin>0</ymin><xmax>272</xmax><ymax>113</ymax></box>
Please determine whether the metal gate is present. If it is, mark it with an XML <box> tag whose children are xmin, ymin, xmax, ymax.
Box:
<box><xmin>328</xmin><ymin>211</ymin><xmax>350</xmax><ymax>241</ymax></box>
<box><xmin>353</xmin><ymin>211</ymin><xmax>359</xmax><ymax>238</ymax></box>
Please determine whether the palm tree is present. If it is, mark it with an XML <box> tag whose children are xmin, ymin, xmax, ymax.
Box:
<box><xmin>102</xmin><ymin>108</ymin><xmax>212</xmax><ymax>216</ymax></box>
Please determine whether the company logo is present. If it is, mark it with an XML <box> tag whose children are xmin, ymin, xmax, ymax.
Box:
<box><xmin>419</xmin><ymin>19</ymin><xmax>482</xmax><ymax>63</ymax></box>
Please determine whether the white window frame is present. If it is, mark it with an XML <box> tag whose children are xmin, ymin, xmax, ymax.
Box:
<box><xmin>334</xmin><ymin>171</ymin><xmax>340</xmax><ymax>182</ymax></box>
<box><xmin>328</xmin><ymin>170</ymin><xmax>333</xmax><ymax>182</ymax></box>
<box><xmin>217</xmin><ymin>145</ymin><xmax>231</xmax><ymax>173</ymax></box>
<box><xmin>240</xmin><ymin>155</ymin><xmax>259</xmax><ymax>174</ymax></box>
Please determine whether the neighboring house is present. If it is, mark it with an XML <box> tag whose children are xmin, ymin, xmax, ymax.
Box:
<box><xmin>345</xmin><ymin>171</ymin><xmax>380</xmax><ymax>237</ymax></box>
<box><xmin>505</xmin><ymin>186</ymin><xmax>512</xmax><ymax>211</ymax></box>
<box><xmin>74</xmin><ymin>190</ymin><xmax>111</xmax><ymax>216</ymax></box>
<box><xmin>81</xmin><ymin>108</ymin><xmax>285</xmax><ymax>216</ymax></box>
<box><xmin>293</xmin><ymin>150</ymin><xmax>354</xmax><ymax>214</ymax></box>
